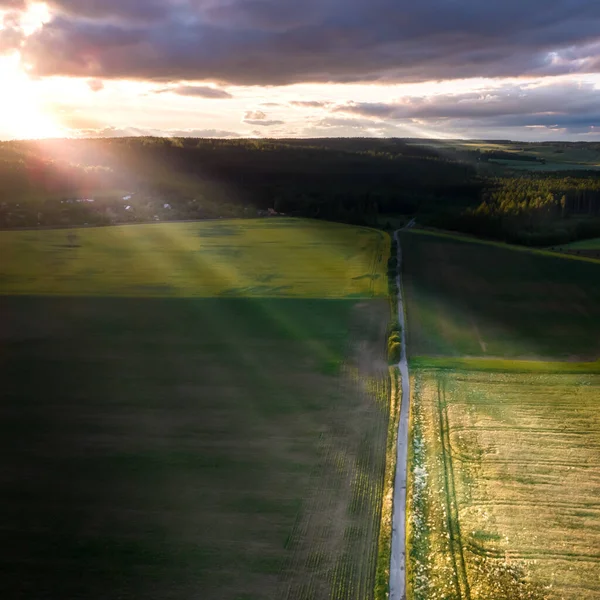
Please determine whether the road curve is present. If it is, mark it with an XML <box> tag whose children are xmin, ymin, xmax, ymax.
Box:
<box><xmin>389</xmin><ymin>230</ymin><xmax>411</xmax><ymax>600</ymax></box>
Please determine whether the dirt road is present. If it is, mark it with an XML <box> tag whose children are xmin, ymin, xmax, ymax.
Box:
<box><xmin>389</xmin><ymin>230</ymin><xmax>410</xmax><ymax>600</ymax></box>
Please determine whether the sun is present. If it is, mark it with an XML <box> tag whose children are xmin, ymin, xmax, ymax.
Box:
<box><xmin>0</xmin><ymin>2</ymin><xmax>64</xmax><ymax>140</ymax></box>
<box><xmin>0</xmin><ymin>52</ymin><xmax>66</xmax><ymax>140</ymax></box>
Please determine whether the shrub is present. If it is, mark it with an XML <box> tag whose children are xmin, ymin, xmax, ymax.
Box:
<box><xmin>387</xmin><ymin>321</ymin><xmax>402</xmax><ymax>364</ymax></box>
<box><xmin>388</xmin><ymin>340</ymin><xmax>402</xmax><ymax>364</ymax></box>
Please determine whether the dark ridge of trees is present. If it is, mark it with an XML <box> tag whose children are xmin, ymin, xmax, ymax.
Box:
<box><xmin>1</xmin><ymin>137</ymin><xmax>599</xmax><ymax>247</ymax></box>
<box><xmin>428</xmin><ymin>174</ymin><xmax>600</xmax><ymax>246</ymax></box>
<box><xmin>0</xmin><ymin>137</ymin><xmax>482</xmax><ymax>229</ymax></box>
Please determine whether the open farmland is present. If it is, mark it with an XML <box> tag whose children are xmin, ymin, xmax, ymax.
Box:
<box><xmin>400</xmin><ymin>229</ymin><xmax>600</xmax><ymax>599</ymax></box>
<box><xmin>0</xmin><ymin>218</ymin><xmax>388</xmax><ymax>298</ymax></box>
<box><xmin>412</xmin><ymin>140</ymin><xmax>600</xmax><ymax>171</ymax></box>
<box><xmin>400</xmin><ymin>229</ymin><xmax>600</xmax><ymax>359</ymax></box>
<box><xmin>0</xmin><ymin>219</ymin><xmax>393</xmax><ymax>600</ymax></box>
<box><xmin>560</xmin><ymin>237</ymin><xmax>600</xmax><ymax>249</ymax></box>
<box><xmin>408</xmin><ymin>367</ymin><xmax>600</xmax><ymax>600</ymax></box>
<box><xmin>553</xmin><ymin>237</ymin><xmax>600</xmax><ymax>261</ymax></box>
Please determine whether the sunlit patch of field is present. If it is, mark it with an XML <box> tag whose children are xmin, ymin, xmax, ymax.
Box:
<box><xmin>410</xmin><ymin>356</ymin><xmax>600</xmax><ymax>374</ymax></box>
<box><xmin>408</xmin><ymin>367</ymin><xmax>600</xmax><ymax>600</ymax></box>
<box><xmin>0</xmin><ymin>218</ymin><xmax>389</xmax><ymax>298</ymax></box>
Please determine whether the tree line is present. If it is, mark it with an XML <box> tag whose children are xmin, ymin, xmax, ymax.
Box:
<box><xmin>1</xmin><ymin>137</ymin><xmax>599</xmax><ymax>246</ymax></box>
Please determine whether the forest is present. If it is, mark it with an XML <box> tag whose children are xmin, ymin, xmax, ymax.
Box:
<box><xmin>1</xmin><ymin>137</ymin><xmax>599</xmax><ymax>246</ymax></box>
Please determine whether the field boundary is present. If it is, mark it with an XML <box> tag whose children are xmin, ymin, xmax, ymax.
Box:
<box><xmin>374</xmin><ymin>367</ymin><xmax>401</xmax><ymax>600</ymax></box>
<box><xmin>389</xmin><ymin>230</ymin><xmax>411</xmax><ymax>600</ymax></box>
<box><xmin>410</xmin><ymin>356</ymin><xmax>600</xmax><ymax>374</ymax></box>
<box><xmin>407</xmin><ymin>228</ymin><xmax>600</xmax><ymax>265</ymax></box>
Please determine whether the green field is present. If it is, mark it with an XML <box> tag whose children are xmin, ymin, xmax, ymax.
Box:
<box><xmin>402</xmin><ymin>230</ymin><xmax>600</xmax><ymax>599</ymax></box>
<box><xmin>408</xmin><ymin>368</ymin><xmax>600</xmax><ymax>600</ymax></box>
<box><xmin>400</xmin><ymin>229</ymin><xmax>600</xmax><ymax>359</ymax></box>
<box><xmin>0</xmin><ymin>218</ymin><xmax>389</xmax><ymax>298</ymax></box>
<box><xmin>0</xmin><ymin>219</ymin><xmax>393</xmax><ymax>599</ymax></box>
<box><xmin>559</xmin><ymin>237</ymin><xmax>600</xmax><ymax>250</ymax></box>
<box><xmin>413</xmin><ymin>140</ymin><xmax>600</xmax><ymax>171</ymax></box>
<box><xmin>487</xmin><ymin>158</ymin><xmax>600</xmax><ymax>172</ymax></box>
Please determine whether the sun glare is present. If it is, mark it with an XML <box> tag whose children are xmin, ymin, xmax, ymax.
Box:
<box><xmin>0</xmin><ymin>53</ymin><xmax>65</xmax><ymax>140</ymax></box>
<box><xmin>19</xmin><ymin>2</ymin><xmax>51</xmax><ymax>35</ymax></box>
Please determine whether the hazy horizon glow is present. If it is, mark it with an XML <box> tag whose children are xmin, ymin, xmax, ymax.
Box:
<box><xmin>1</xmin><ymin>1</ymin><xmax>600</xmax><ymax>141</ymax></box>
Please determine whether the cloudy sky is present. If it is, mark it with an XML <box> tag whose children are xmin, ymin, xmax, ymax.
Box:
<box><xmin>0</xmin><ymin>0</ymin><xmax>599</xmax><ymax>140</ymax></box>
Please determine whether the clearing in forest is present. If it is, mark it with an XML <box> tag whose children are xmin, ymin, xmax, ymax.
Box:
<box><xmin>0</xmin><ymin>219</ymin><xmax>393</xmax><ymax>600</ymax></box>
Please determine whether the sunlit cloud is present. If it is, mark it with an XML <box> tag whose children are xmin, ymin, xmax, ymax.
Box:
<box><xmin>0</xmin><ymin>1</ymin><xmax>599</xmax><ymax>140</ymax></box>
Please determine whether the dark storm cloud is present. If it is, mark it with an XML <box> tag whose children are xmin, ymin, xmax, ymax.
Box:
<box><xmin>14</xmin><ymin>0</ymin><xmax>600</xmax><ymax>85</ymax></box>
<box><xmin>155</xmin><ymin>85</ymin><xmax>233</xmax><ymax>98</ymax></box>
<box><xmin>333</xmin><ymin>81</ymin><xmax>600</xmax><ymax>134</ymax></box>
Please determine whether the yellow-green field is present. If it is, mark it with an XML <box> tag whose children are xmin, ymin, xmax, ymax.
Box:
<box><xmin>0</xmin><ymin>218</ymin><xmax>389</xmax><ymax>298</ymax></box>
<box><xmin>0</xmin><ymin>218</ymin><xmax>394</xmax><ymax>600</ymax></box>
<box><xmin>408</xmin><ymin>367</ymin><xmax>600</xmax><ymax>600</ymax></box>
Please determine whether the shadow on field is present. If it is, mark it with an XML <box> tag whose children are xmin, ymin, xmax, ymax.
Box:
<box><xmin>400</xmin><ymin>231</ymin><xmax>600</xmax><ymax>360</ymax></box>
<box><xmin>0</xmin><ymin>295</ymin><xmax>389</xmax><ymax>600</ymax></box>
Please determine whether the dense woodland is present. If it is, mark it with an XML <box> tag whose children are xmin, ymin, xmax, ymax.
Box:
<box><xmin>1</xmin><ymin>137</ymin><xmax>599</xmax><ymax>246</ymax></box>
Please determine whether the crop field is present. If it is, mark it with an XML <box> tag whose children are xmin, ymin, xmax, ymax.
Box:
<box><xmin>0</xmin><ymin>218</ymin><xmax>389</xmax><ymax>298</ymax></box>
<box><xmin>553</xmin><ymin>237</ymin><xmax>600</xmax><ymax>261</ymax></box>
<box><xmin>413</xmin><ymin>141</ymin><xmax>600</xmax><ymax>171</ymax></box>
<box><xmin>401</xmin><ymin>229</ymin><xmax>600</xmax><ymax>600</ymax></box>
<box><xmin>560</xmin><ymin>237</ymin><xmax>600</xmax><ymax>249</ymax></box>
<box><xmin>407</xmin><ymin>367</ymin><xmax>600</xmax><ymax>600</ymax></box>
<box><xmin>0</xmin><ymin>219</ymin><xmax>393</xmax><ymax>600</ymax></box>
<box><xmin>486</xmin><ymin>159</ymin><xmax>600</xmax><ymax>172</ymax></box>
<box><xmin>400</xmin><ymin>229</ymin><xmax>600</xmax><ymax>359</ymax></box>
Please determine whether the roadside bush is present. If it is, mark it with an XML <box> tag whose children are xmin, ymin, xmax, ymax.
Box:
<box><xmin>387</xmin><ymin>321</ymin><xmax>402</xmax><ymax>364</ymax></box>
<box><xmin>388</xmin><ymin>339</ymin><xmax>402</xmax><ymax>364</ymax></box>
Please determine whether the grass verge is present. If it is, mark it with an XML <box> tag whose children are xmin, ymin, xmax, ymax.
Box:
<box><xmin>374</xmin><ymin>367</ymin><xmax>401</xmax><ymax>600</ymax></box>
<box><xmin>410</xmin><ymin>356</ymin><xmax>600</xmax><ymax>374</ymax></box>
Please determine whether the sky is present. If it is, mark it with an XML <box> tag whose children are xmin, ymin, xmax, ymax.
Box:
<box><xmin>0</xmin><ymin>0</ymin><xmax>599</xmax><ymax>141</ymax></box>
